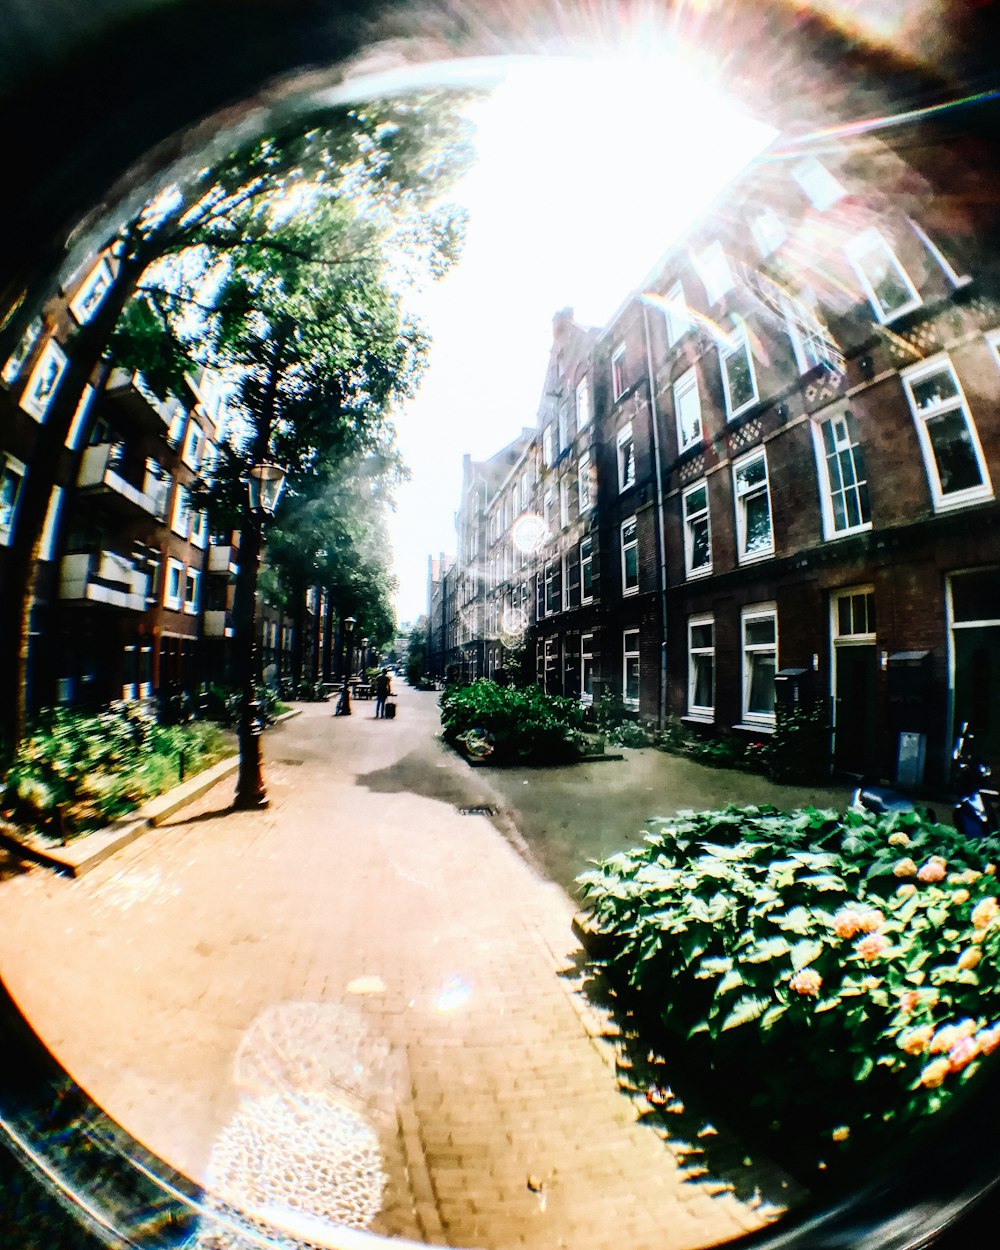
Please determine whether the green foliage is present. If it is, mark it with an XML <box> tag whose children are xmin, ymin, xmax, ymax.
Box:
<box><xmin>655</xmin><ymin>716</ymin><xmax>753</xmax><ymax>770</ymax></box>
<box><xmin>440</xmin><ymin>679</ymin><xmax>589</xmax><ymax>764</ymax></box>
<box><xmin>578</xmin><ymin>803</ymin><xmax>1000</xmax><ymax>1164</ymax></box>
<box><xmin>754</xmin><ymin>698</ymin><xmax>831</xmax><ymax>783</ymax></box>
<box><xmin>2</xmin><ymin>704</ymin><xmax>230</xmax><ymax>838</ymax></box>
<box><xmin>589</xmin><ymin>692</ymin><xmax>650</xmax><ymax>748</ymax></box>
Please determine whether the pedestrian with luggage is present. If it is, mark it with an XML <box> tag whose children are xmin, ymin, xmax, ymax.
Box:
<box><xmin>374</xmin><ymin>667</ymin><xmax>392</xmax><ymax>719</ymax></box>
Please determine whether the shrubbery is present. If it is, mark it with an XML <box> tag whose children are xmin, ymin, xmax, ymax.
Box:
<box><xmin>589</xmin><ymin>692</ymin><xmax>650</xmax><ymax>748</ymax></box>
<box><xmin>1</xmin><ymin>703</ymin><xmax>231</xmax><ymax>839</ymax></box>
<box><xmin>440</xmin><ymin>679</ymin><xmax>589</xmax><ymax>764</ymax></box>
<box><xmin>578</xmin><ymin>803</ymin><xmax>1000</xmax><ymax>1170</ymax></box>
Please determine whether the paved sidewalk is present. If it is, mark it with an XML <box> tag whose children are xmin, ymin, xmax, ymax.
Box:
<box><xmin>0</xmin><ymin>689</ymin><xmax>785</xmax><ymax>1250</ymax></box>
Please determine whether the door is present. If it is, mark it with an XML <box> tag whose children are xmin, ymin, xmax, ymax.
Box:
<box><xmin>832</xmin><ymin>588</ymin><xmax>879</xmax><ymax>774</ymax></box>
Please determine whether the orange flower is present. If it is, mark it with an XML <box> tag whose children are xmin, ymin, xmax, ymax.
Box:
<box><xmin>898</xmin><ymin>990</ymin><xmax>920</xmax><ymax>1013</ymax></box>
<box><xmin>897</xmin><ymin>883</ymin><xmax>917</xmax><ymax>899</ymax></box>
<box><xmin>972</xmin><ymin>897</ymin><xmax>999</xmax><ymax>929</ymax></box>
<box><xmin>918</xmin><ymin>861</ymin><xmax>946</xmax><ymax>884</ymax></box>
<box><xmin>952</xmin><ymin>888</ymin><xmax>971</xmax><ymax>905</ymax></box>
<box><xmin>832</xmin><ymin>908</ymin><xmax>861</xmax><ymax>940</ymax></box>
<box><xmin>900</xmin><ymin>1025</ymin><xmax>934</xmax><ymax>1055</ymax></box>
<box><xmin>958</xmin><ymin>948</ymin><xmax>982</xmax><ymax>971</ymax></box>
<box><xmin>888</xmin><ymin>832</ymin><xmax>911</xmax><ymax>848</ymax></box>
<box><xmin>790</xmin><ymin>968</ymin><xmax>823</xmax><ymax>997</ymax></box>
<box><xmin>857</xmin><ymin>908</ymin><xmax>884</xmax><ymax>934</ymax></box>
<box><xmin>831</xmin><ymin>1126</ymin><xmax>850</xmax><ymax>1142</ymax></box>
<box><xmin>978</xmin><ymin>1024</ymin><xmax>1000</xmax><ymax>1055</ymax></box>
<box><xmin>948</xmin><ymin>1036</ymin><xmax>980</xmax><ymax>1072</ymax></box>
<box><xmin>929</xmin><ymin>1025</ymin><xmax>962</xmax><ymax>1054</ymax></box>
<box><xmin>856</xmin><ymin>933</ymin><xmax>889</xmax><ymax>962</ymax></box>
<box><xmin>894</xmin><ymin>858</ymin><xmax>918</xmax><ymax>878</ymax></box>
<box><xmin>920</xmin><ymin>1057</ymin><xmax>951</xmax><ymax>1088</ymax></box>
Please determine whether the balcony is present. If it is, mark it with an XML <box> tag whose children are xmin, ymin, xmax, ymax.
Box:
<box><xmin>203</xmin><ymin>609</ymin><xmax>234</xmax><ymax>638</ymax></box>
<box><xmin>78</xmin><ymin>443</ymin><xmax>162</xmax><ymax>517</ymax></box>
<box><xmin>207</xmin><ymin>543</ymin><xmax>238</xmax><ymax>575</ymax></box>
<box><xmin>60</xmin><ymin>549</ymin><xmax>150</xmax><ymax>611</ymax></box>
<box><xmin>106</xmin><ymin>368</ymin><xmax>175</xmax><ymax>434</ymax></box>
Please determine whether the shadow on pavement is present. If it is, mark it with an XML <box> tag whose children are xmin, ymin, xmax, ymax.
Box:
<box><xmin>355</xmin><ymin>745</ymin><xmax>486</xmax><ymax>810</ymax></box>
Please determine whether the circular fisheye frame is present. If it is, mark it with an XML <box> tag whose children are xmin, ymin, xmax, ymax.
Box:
<box><xmin>1</xmin><ymin>2</ymin><xmax>1000</xmax><ymax>1250</ymax></box>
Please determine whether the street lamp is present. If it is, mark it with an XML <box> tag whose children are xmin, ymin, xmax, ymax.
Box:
<box><xmin>360</xmin><ymin>636</ymin><xmax>369</xmax><ymax>676</ymax></box>
<box><xmin>336</xmin><ymin>615</ymin><xmax>357</xmax><ymax>716</ymax></box>
<box><xmin>234</xmin><ymin>461</ymin><xmax>287</xmax><ymax>810</ymax></box>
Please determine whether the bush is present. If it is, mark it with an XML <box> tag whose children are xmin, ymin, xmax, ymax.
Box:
<box><xmin>578</xmin><ymin>803</ymin><xmax>1000</xmax><ymax>1169</ymax></box>
<box><xmin>2</xmin><ymin>703</ymin><xmax>231</xmax><ymax>839</ymax></box>
<box><xmin>655</xmin><ymin>716</ymin><xmax>752</xmax><ymax>770</ymax></box>
<box><xmin>440</xmin><ymin>678</ymin><xmax>589</xmax><ymax>764</ymax></box>
<box><xmin>754</xmin><ymin>698</ymin><xmax>831</xmax><ymax>783</ymax></box>
<box><xmin>589</xmin><ymin>692</ymin><xmax>650</xmax><ymax>748</ymax></box>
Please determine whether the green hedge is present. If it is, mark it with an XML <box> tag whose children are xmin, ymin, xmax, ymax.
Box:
<box><xmin>440</xmin><ymin>679</ymin><xmax>589</xmax><ymax>764</ymax></box>
<box><xmin>2</xmin><ymin>703</ymin><xmax>231</xmax><ymax>839</ymax></box>
<box><xmin>578</xmin><ymin>804</ymin><xmax>1000</xmax><ymax>1169</ymax></box>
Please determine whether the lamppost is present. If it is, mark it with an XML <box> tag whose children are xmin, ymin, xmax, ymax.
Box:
<box><xmin>234</xmin><ymin>461</ymin><xmax>287</xmax><ymax>810</ymax></box>
<box><xmin>337</xmin><ymin>615</ymin><xmax>357</xmax><ymax>715</ymax></box>
<box><xmin>360</xmin><ymin>636</ymin><xmax>369</xmax><ymax>677</ymax></box>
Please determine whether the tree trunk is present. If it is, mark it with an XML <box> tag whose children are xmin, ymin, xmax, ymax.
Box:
<box><xmin>322</xmin><ymin>590</ymin><xmax>335</xmax><ymax>682</ymax></box>
<box><xmin>290</xmin><ymin>576</ymin><xmax>307</xmax><ymax>690</ymax></box>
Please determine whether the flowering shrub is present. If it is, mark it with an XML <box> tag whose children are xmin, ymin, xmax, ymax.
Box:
<box><xmin>439</xmin><ymin>679</ymin><xmax>590</xmax><ymax>764</ymax></box>
<box><xmin>577</xmin><ymin>804</ymin><xmax>1000</xmax><ymax>1165</ymax></box>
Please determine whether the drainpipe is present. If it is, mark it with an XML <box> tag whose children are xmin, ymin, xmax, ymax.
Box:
<box><xmin>641</xmin><ymin>300</ymin><xmax>669</xmax><ymax>731</ymax></box>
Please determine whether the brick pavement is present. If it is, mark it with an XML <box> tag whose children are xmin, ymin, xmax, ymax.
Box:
<box><xmin>0</xmin><ymin>689</ymin><xmax>792</xmax><ymax>1250</ymax></box>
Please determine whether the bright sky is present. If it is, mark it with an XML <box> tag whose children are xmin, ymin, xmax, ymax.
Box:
<box><xmin>389</xmin><ymin>57</ymin><xmax>776</xmax><ymax>626</ymax></box>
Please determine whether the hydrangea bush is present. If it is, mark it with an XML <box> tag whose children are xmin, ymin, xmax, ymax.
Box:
<box><xmin>439</xmin><ymin>679</ymin><xmax>590</xmax><ymax>764</ymax></box>
<box><xmin>577</xmin><ymin>804</ymin><xmax>1000</xmax><ymax>1162</ymax></box>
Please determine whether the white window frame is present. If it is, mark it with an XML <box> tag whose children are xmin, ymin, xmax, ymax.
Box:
<box><xmin>578</xmin><ymin>452</ymin><xmax>593</xmax><ymax>512</ymax></box>
<box><xmin>611</xmin><ymin>345</ymin><xmax>626</xmax><ymax>400</ymax></box>
<box><xmin>682</xmin><ymin>479</ymin><xmax>712</xmax><ymax>578</ymax></box>
<box><xmin>791</xmin><ymin>157</ymin><xmax>845</xmax><ymax>210</ymax></box>
<box><xmin>39</xmin><ymin>486</ymin><xmax>64</xmax><ymax>562</ymax></box>
<box><xmin>719</xmin><ymin>317</ymin><xmax>759</xmax><ymax>420</ymax></box>
<box><xmin>20</xmin><ymin>340</ymin><xmax>67</xmax><ymax>422</ymax></box>
<box><xmin>845</xmin><ymin>228</ymin><xmax>922</xmax><ymax>324</ymax></box>
<box><xmin>901</xmin><ymin>354</ymin><xmax>992</xmax><ymax>512</ymax></box>
<box><xmin>163</xmin><ymin>558</ymin><xmax>184</xmax><ymax>611</ymax></box>
<box><xmin>741</xmin><ymin>604</ymin><xmax>778</xmax><ymax>729</ymax></box>
<box><xmin>811</xmin><ymin>408</ymin><xmax>873</xmax><ymax>539</ymax></box>
<box><xmin>69</xmin><ymin>257</ymin><xmax>114</xmax><ymax>324</ymax></box>
<box><xmin>171</xmin><ymin>484</ymin><xmax>192</xmax><ymax>537</ymax></box>
<box><xmin>909</xmin><ymin>218</ymin><xmax>971</xmax><ymax>288</ymax></box>
<box><xmin>832</xmin><ymin>586</ymin><xmax>877</xmax><ymax>643</ymax></box>
<box><xmin>733</xmin><ymin>446</ymin><xmax>774</xmax><ymax>563</ymax></box>
<box><xmin>673</xmin><ymin>367</ymin><xmax>703</xmax><ymax>452</ymax></box>
<box><xmin>617</xmin><ymin>422</ymin><xmax>636</xmax><ymax>492</ymax></box>
<box><xmin>520</xmin><ymin>472</ymin><xmax>529</xmax><ymax>511</ymax></box>
<box><xmin>623</xmin><ymin>629</ymin><xmax>640</xmax><ymax>709</ymax></box>
<box><xmin>2</xmin><ymin>319</ymin><xmax>41</xmax><ymax>385</ymax></box>
<box><xmin>183</xmin><ymin>568</ymin><xmax>200</xmax><ymax>616</ymax></box>
<box><xmin>620</xmin><ymin>515</ymin><xmax>639</xmax><ymax>596</ymax></box>
<box><xmin>580</xmin><ymin>633</ymin><xmax>595</xmax><ymax>706</ymax></box>
<box><xmin>580</xmin><ymin>536</ymin><xmax>594</xmax><ymax>604</ymax></box>
<box><xmin>693</xmin><ymin>241</ymin><xmax>734</xmax><ymax>305</ymax></box>
<box><xmin>543</xmin><ymin>424</ymin><xmax>555</xmax><ymax>467</ymax></box>
<box><xmin>0</xmin><ymin>454</ymin><xmax>26</xmax><ymax>545</ymax></box>
<box><xmin>780</xmin><ymin>290</ymin><xmax>832</xmax><ymax>375</ymax></box>
<box><xmin>182</xmin><ymin>420</ymin><xmax>204</xmax><ymax>470</ymax></box>
<box><xmin>543</xmin><ymin>489</ymin><xmax>553</xmax><ymax>534</ymax></box>
<box><xmin>190</xmin><ymin>508</ymin><xmax>209</xmax><ymax>549</ymax></box>
<box><xmin>664</xmin><ymin>280</ymin><xmax>690</xmax><ymax>346</ymax></box>
<box><xmin>750</xmin><ymin>207</ymin><xmax>786</xmax><ymax>257</ymax></box>
<box><xmin>544</xmin><ymin>559</ymin><xmax>560</xmax><ymax>616</ymax></box>
<box><xmin>559</xmin><ymin>476</ymin><xmax>570</xmax><ymax>529</ymax></box>
<box><xmin>576</xmin><ymin>376</ymin><xmax>591</xmax><ymax>429</ymax></box>
<box><xmin>687</xmin><ymin>614</ymin><xmax>715</xmax><ymax>720</ymax></box>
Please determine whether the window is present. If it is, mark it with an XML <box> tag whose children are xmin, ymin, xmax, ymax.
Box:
<box><xmin>167</xmin><ymin>406</ymin><xmax>186</xmax><ymax>450</ymax></box>
<box><xmin>543</xmin><ymin>425</ymin><xmax>554</xmax><ymax>467</ymax></box>
<box><xmin>688</xmin><ymin>616</ymin><xmax>715</xmax><ymax>719</ymax></box>
<box><xmin>2</xmin><ymin>319</ymin><xmax>41</xmax><ymax>385</ymax></box>
<box><xmin>543</xmin><ymin>489</ymin><xmax>553</xmax><ymax>533</ymax></box>
<box><xmin>621</xmin><ymin>516</ymin><xmax>639</xmax><ymax>595</ymax></box>
<box><xmin>69</xmin><ymin>258</ymin><xmax>113</xmax><ymax>324</ymax></box>
<box><xmin>693</xmin><ymin>241</ymin><xmax>734</xmax><ymax>304</ymax></box>
<box><xmin>682</xmin><ymin>480</ymin><xmax>712</xmax><ymax>577</ymax></box>
<box><xmin>902</xmin><ymin>356</ymin><xmax>992</xmax><ymax>510</ymax></box>
<box><xmin>791</xmin><ymin>157</ymin><xmax>845</xmax><ymax>209</ymax></box>
<box><xmin>750</xmin><ymin>207</ymin><xmax>786</xmax><ymax>257</ymax></box>
<box><xmin>663</xmin><ymin>281</ymin><xmax>690</xmax><ymax>347</ymax></box>
<box><xmin>580</xmin><ymin>536</ymin><xmax>594</xmax><ymax>602</ymax></box>
<box><xmin>617</xmin><ymin>423</ymin><xmax>636</xmax><ymax>492</ymax></box>
<box><xmin>20</xmin><ymin>340</ymin><xmax>67</xmax><ymax>421</ymax></box>
<box><xmin>813</xmin><ymin>410</ymin><xmax>872</xmax><ymax>537</ymax></box>
<box><xmin>184</xmin><ymin>569</ymin><xmax>200</xmax><ymax>615</ymax></box>
<box><xmin>781</xmin><ymin>291</ymin><xmax>835</xmax><ymax>375</ymax></box>
<box><xmin>673</xmin><ymin>368</ymin><xmax>702</xmax><ymax>451</ymax></box>
<box><xmin>558</xmin><ymin>403</ymin><xmax>570</xmax><ymax>453</ymax></box>
<box><xmin>521</xmin><ymin>472</ymin><xmax>529</xmax><ymax>511</ymax></box>
<box><xmin>544</xmin><ymin>560</ymin><xmax>562</xmax><ymax>615</ymax></box>
<box><xmin>65</xmin><ymin>384</ymin><xmax>94</xmax><ymax>451</ymax></box>
<box><xmin>164</xmin><ymin>559</ymin><xmax>184</xmax><ymax>611</ymax></box>
<box><xmin>742</xmin><ymin>605</ymin><xmax>778</xmax><ymax>727</ymax></box>
<box><xmin>39</xmin><ymin>486</ymin><xmax>64</xmax><ymax>562</ymax></box>
<box><xmin>733</xmin><ymin>447</ymin><xmax>774</xmax><ymax>562</ymax></box>
<box><xmin>564</xmin><ymin>545</ymin><xmax>581</xmax><ymax>609</ymax></box>
<box><xmin>0</xmin><ymin>455</ymin><xmax>26</xmax><ymax>544</ymax></box>
<box><xmin>909</xmin><ymin>218</ymin><xmax>971</xmax><ymax>288</ymax></box>
<box><xmin>171</xmin><ymin>484</ymin><xmax>192</xmax><ymax>537</ymax></box>
<box><xmin>719</xmin><ymin>318</ymin><xmax>758</xmax><ymax>418</ymax></box>
<box><xmin>511</xmin><ymin>485</ymin><xmax>519</xmax><ymax>520</ymax></box>
<box><xmin>559</xmin><ymin>476</ymin><xmax>570</xmax><ymax>529</ymax></box>
<box><xmin>845</xmin><ymin>228</ymin><xmax>921</xmax><ymax>323</ymax></box>
<box><xmin>611</xmin><ymin>345</ymin><xmax>626</xmax><ymax>400</ymax></box>
<box><xmin>190</xmin><ymin>508</ymin><xmax>209</xmax><ymax>549</ymax></box>
<box><xmin>182</xmin><ymin>421</ymin><xmax>204</xmax><ymax>470</ymax></box>
<box><xmin>623</xmin><ymin>630</ymin><xmax>640</xmax><ymax>708</ymax></box>
<box><xmin>581</xmin><ymin>634</ymin><xmax>595</xmax><ymax>705</ymax></box>
<box><xmin>578</xmin><ymin>452</ymin><xmax>593</xmax><ymax>512</ymax></box>
<box><xmin>835</xmin><ymin>588</ymin><xmax>876</xmax><ymax>639</ymax></box>
<box><xmin>576</xmin><ymin>376</ymin><xmax>591</xmax><ymax>429</ymax></box>
<box><xmin>949</xmin><ymin>569</ymin><xmax>1000</xmax><ymax>763</ymax></box>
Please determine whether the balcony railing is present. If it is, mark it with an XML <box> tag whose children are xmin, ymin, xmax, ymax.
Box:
<box><xmin>78</xmin><ymin>443</ymin><xmax>161</xmax><ymax>517</ymax></box>
<box><xmin>207</xmin><ymin>543</ymin><xmax>238</xmax><ymax>575</ymax></box>
<box><xmin>106</xmin><ymin>367</ymin><xmax>175</xmax><ymax>433</ymax></box>
<box><xmin>59</xmin><ymin>549</ymin><xmax>150</xmax><ymax>611</ymax></box>
<box><xmin>203</xmin><ymin>609</ymin><xmax>234</xmax><ymax>638</ymax></box>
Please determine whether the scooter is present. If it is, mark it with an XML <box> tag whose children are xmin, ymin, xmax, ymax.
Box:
<box><xmin>951</xmin><ymin>722</ymin><xmax>1000</xmax><ymax>838</ymax></box>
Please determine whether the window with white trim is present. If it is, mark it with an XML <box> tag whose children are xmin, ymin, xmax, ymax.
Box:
<box><xmin>623</xmin><ymin>630</ymin><xmax>640</xmax><ymax>708</ymax></box>
<box><xmin>845</xmin><ymin>228</ymin><xmax>921</xmax><ymax>323</ymax></box>
<box><xmin>719</xmin><ymin>318</ymin><xmax>758</xmax><ymax>419</ymax></box>
<box><xmin>182</xmin><ymin>421</ymin><xmax>204</xmax><ymax>470</ymax></box>
<box><xmin>558</xmin><ymin>403</ymin><xmax>570</xmax><ymax>453</ymax></box>
<box><xmin>581</xmin><ymin>633</ymin><xmax>595</xmax><ymax>705</ymax></box>
<box><xmin>543</xmin><ymin>425</ymin><xmax>554</xmax><ymax>467</ymax></box>
<box><xmin>682</xmin><ymin>480</ymin><xmax>712</xmax><ymax>578</ymax></box>
<box><xmin>544</xmin><ymin>559</ymin><xmax>561</xmax><ymax>615</ymax></box>
<box><xmin>781</xmin><ymin>290</ymin><xmax>835</xmax><ymax>375</ymax></box>
<box><xmin>750</xmin><ymin>207</ymin><xmax>786</xmax><ymax>257</ymax></box>
<box><xmin>674</xmin><ymin>367</ymin><xmax>702</xmax><ymax>451</ymax></box>
<box><xmin>2</xmin><ymin>319</ymin><xmax>41</xmax><ymax>385</ymax></box>
<box><xmin>520</xmin><ymin>472</ymin><xmax>529</xmax><ymax>511</ymax></box>
<box><xmin>909</xmin><ymin>218</ymin><xmax>971</xmax><ymax>288</ymax></box>
<box><xmin>580</xmin><ymin>536</ymin><xmax>594</xmax><ymax>603</ymax></box>
<box><xmin>578</xmin><ymin>452</ymin><xmax>593</xmax><ymax>512</ymax></box>
<box><xmin>617</xmin><ymin>423</ymin><xmax>635</xmax><ymax>492</ymax></box>
<box><xmin>39</xmin><ymin>486</ymin><xmax>64</xmax><ymax>562</ymax></box>
<box><xmin>559</xmin><ymin>476</ymin><xmax>570</xmax><ymax>529</ymax></box>
<box><xmin>611</xmin><ymin>345</ymin><xmax>626</xmax><ymax>400</ymax></box>
<box><xmin>543</xmin><ymin>489</ymin><xmax>553</xmax><ymax>533</ymax></box>
<box><xmin>791</xmin><ymin>157</ymin><xmax>845</xmax><ymax>209</ymax></box>
<box><xmin>164</xmin><ymin>559</ymin><xmax>184</xmax><ymax>611</ymax></box>
<box><xmin>902</xmin><ymin>356</ymin><xmax>992</xmax><ymax>510</ymax></box>
<box><xmin>741</xmin><ymin>605</ymin><xmax>778</xmax><ymax>727</ymax></box>
<box><xmin>576</xmin><ymin>376</ymin><xmax>591</xmax><ymax>429</ymax></box>
<box><xmin>171</xmin><ymin>484</ymin><xmax>192</xmax><ymax>537</ymax></box>
<box><xmin>190</xmin><ymin>508</ymin><xmax>209</xmax><ymax>549</ymax></box>
<box><xmin>621</xmin><ymin>516</ymin><xmax>639</xmax><ymax>595</ymax></box>
<box><xmin>511</xmin><ymin>485</ymin><xmax>518</xmax><ymax>520</ymax></box>
<box><xmin>0</xmin><ymin>454</ymin><xmax>26</xmax><ymax>544</ymax></box>
<box><xmin>688</xmin><ymin>615</ymin><xmax>715</xmax><ymax>719</ymax></box>
<box><xmin>834</xmin><ymin>587</ymin><xmax>876</xmax><ymax>640</ymax></box>
<box><xmin>664</xmin><ymin>281</ymin><xmax>690</xmax><ymax>346</ymax></box>
<box><xmin>693</xmin><ymin>241</ymin><xmax>734</xmax><ymax>304</ymax></box>
<box><xmin>733</xmin><ymin>447</ymin><xmax>774</xmax><ymax>562</ymax></box>
<box><xmin>813</xmin><ymin>409</ymin><xmax>872</xmax><ymax>537</ymax></box>
<box><xmin>184</xmin><ymin>569</ymin><xmax>200</xmax><ymax>615</ymax></box>
<box><xmin>20</xmin><ymin>340</ymin><xmax>67</xmax><ymax>422</ymax></box>
<box><xmin>69</xmin><ymin>258</ymin><xmax>113</xmax><ymax>324</ymax></box>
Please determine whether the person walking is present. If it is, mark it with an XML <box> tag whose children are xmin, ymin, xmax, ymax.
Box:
<box><xmin>373</xmin><ymin>667</ymin><xmax>392</xmax><ymax>719</ymax></box>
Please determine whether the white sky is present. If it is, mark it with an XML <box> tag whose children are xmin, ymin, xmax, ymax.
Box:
<box><xmin>389</xmin><ymin>58</ymin><xmax>776</xmax><ymax>626</ymax></box>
